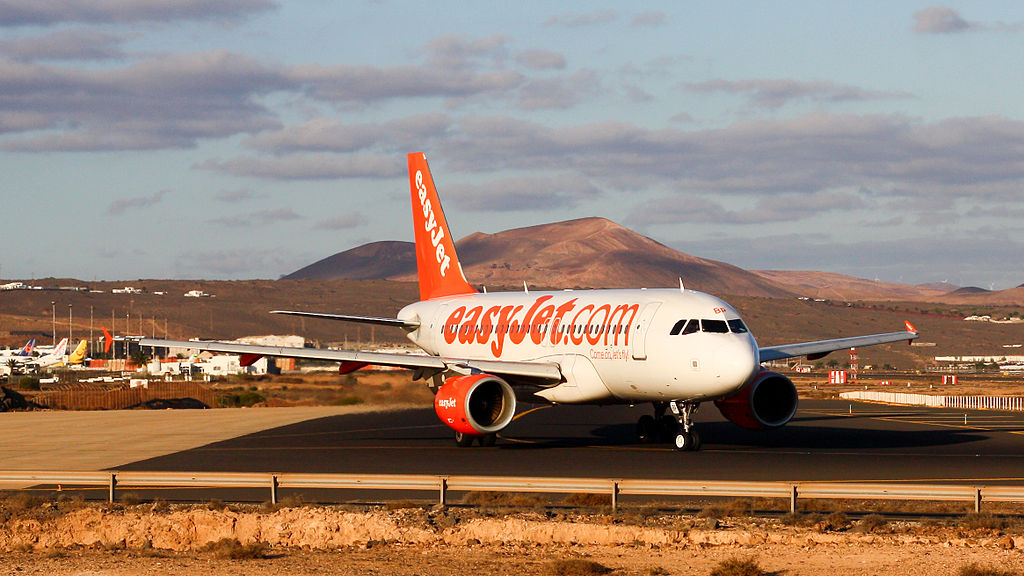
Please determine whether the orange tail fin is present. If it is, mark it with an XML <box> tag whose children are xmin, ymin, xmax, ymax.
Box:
<box><xmin>102</xmin><ymin>327</ymin><xmax>113</xmax><ymax>353</ymax></box>
<box><xmin>408</xmin><ymin>152</ymin><xmax>476</xmax><ymax>301</ymax></box>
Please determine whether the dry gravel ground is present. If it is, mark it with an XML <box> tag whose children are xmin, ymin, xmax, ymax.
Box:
<box><xmin>3</xmin><ymin>503</ymin><xmax>1024</xmax><ymax>575</ymax></box>
<box><xmin>6</xmin><ymin>543</ymin><xmax>1024</xmax><ymax>576</ymax></box>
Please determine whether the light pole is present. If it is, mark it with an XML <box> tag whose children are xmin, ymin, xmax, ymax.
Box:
<box><xmin>50</xmin><ymin>301</ymin><xmax>55</xmax><ymax>345</ymax></box>
<box><xmin>68</xmin><ymin>304</ymin><xmax>73</xmax><ymax>345</ymax></box>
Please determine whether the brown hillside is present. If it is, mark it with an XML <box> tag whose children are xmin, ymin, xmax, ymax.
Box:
<box><xmin>753</xmin><ymin>270</ymin><xmax>956</xmax><ymax>302</ymax></box>
<box><xmin>283</xmin><ymin>241</ymin><xmax>415</xmax><ymax>281</ymax></box>
<box><xmin>292</xmin><ymin>217</ymin><xmax>793</xmax><ymax>297</ymax></box>
<box><xmin>941</xmin><ymin>285</ymin><xmax>1024</xmax><ymax>306</ymax></box>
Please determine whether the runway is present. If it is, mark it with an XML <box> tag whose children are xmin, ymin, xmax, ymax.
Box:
<box><xmin>115</xmin><ymin>399</ymin><xmax>1024</xmax><ymax>487</ymax></box>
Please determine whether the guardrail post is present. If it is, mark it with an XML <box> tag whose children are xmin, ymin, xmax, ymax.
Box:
<box><xmin>790</xmin><ymin>485</ymin><xmax>798</xmax><ymax>515</ymax></box>
<box><xmin>108</xmin><ymin>472</ymin><xmax>117</xmax><ymax>503</ymax></box>
<box><xmin>611</xmin><ymin>481</ymin><xmax>619</xmax><ymax>513</ymax></box>
<box><xmin>271</xmin><ymin>474</ymin><xmax>279</xmax><ymax>506</ymax></box>
<box><xmin>975</xmin><ymin>488</ymin><xmax>982</xmax><ymax>514</ymax></box>
<box><xmin>439</xmin><ymin>476</ymin><xmax>448</xmax><ymax>507</ymax></box>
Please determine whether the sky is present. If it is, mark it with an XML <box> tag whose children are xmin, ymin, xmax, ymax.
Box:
<box><xmin>1</xmin><ymin>1</ymin><xmax>1022</xmax><ymax>290</ymax></box>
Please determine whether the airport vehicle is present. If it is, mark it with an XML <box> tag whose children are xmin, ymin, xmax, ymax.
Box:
<box><xmin>142</xmin><ymin>153</ymin><xmax>918</xmax><ymax>451</ymax></box>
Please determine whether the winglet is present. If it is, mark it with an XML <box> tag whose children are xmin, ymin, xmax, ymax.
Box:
<box><xmin>408</xmin><ymin>152</ymin><xmax>477</xmax><ymax>301</ymax></box>
<box><xmin>905</xmin><ymin>321</ymin><xmax>917</xmax><ymax>333</ymax></box>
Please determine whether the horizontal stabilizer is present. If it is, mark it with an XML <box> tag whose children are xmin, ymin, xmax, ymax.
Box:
<box><xmin>270</xmin><ymin>310</ymin><xmax>419</xmax><ymax>329</ymax></box>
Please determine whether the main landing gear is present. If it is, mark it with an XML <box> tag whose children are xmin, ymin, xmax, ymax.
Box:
<box><xmin>636</xmin><ymin>401</ymin><xmax>701</xmax><ymax>451</ymax></box>
<box><xmin>454</xmin><ymin>431</ymin><xmax>497</xmax><ymax>447</ymax></box>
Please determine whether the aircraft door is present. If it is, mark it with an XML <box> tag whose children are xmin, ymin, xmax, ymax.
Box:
<box><xmin>630</xmin><ymin>302</ymin><xmax>662</xmax><ymax>361</ymax></box>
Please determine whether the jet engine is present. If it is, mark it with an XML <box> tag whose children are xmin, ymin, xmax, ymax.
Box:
<box><xmin>714</xmin><ymin>371</ymin><xmax>798</xmax><ymax>430</ymax></box>
<box><xmin>434</xmin><ymin>374</ymin><xmax>517</xmax><ymax>436</ymax></box>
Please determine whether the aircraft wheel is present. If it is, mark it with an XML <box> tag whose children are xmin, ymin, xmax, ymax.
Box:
<box><xmin>479</xmin><ymin>433</ymin><xmax>497</xmax><ymax>447</ymax></box>
<box><xmin>673</xmin><ymin>431</ymin><xmax>700</xmax><ymax>452</ymax></box>
<box><xmin>636</xmin><ymin>415</ymin><xmax>657</xmax><ymax>443</ymax></box>
<box><xmin>690</xmin><ymin>429</ymin><xmax>702</xmax><ymax>451</ymax></box>
<box><xmin>658</xmin><ymin>415</ymin><xmax>679</xmax><ymax>442</ymax></box>
<box><xmin>454</xmin><ymin>431</ymin><xmax>475</xmax><ymax>447</ymax></box>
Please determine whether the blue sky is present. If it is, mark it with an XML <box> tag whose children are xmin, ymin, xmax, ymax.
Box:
<box><xmin>1</xmin><ymin>1</ymin><xmax>1022</xmax><ymax>289</ymax></box>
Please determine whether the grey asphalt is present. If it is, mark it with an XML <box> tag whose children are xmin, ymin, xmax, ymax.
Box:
<box><xmin>113</xmin><ymin>399</ymin><xmax>1024</xmax><ymax>485</ymax></box>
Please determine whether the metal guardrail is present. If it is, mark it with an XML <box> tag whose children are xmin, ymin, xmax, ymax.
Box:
<box><xmin>2</xmin><ymin>471</ymin><xmax>1023</xmax><ymax>513</ymax></box>
<box><xmin>840</xmin><ymin>390</ymin><xmax>1024</xmax><ymax>411</ymax></box>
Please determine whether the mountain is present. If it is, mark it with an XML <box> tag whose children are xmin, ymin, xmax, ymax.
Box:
<box><xmin>752</xmin><ymin>270</ymin><xmax>958</xmax><ymax>302</ymax></box>
<box><xmin>283</xmin><ymin>241</ymin><xmax>416</xmax><ymax>281</ymax></box>
<box><xmin>284</xmin><ymin>218</ymin><xmax>1023</xmax><ymax>304</ymax></box>
<box><xmin>288</xmin><ymin>217</ymin><xmax>791</xmax><ymax>298</ymax></box>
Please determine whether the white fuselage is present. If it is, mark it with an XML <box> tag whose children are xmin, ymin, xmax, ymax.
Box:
<box><xmin>399</xmin><ymin>288</ymin><xmax>761</xmax><ymax>405</ymax></box>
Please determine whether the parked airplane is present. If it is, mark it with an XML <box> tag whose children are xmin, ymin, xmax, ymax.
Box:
<box><xmin>21</xmin><ymin>338</ymin><xmax>69</xmax><ymax>370</ymax></box>
<box><xmin>67</xmin><ymin>340</ymin><xmax>88</xmax><ymax>365</ymax></box>
<box><xmin>0</xmin><ymin>339</ymin><xmax>36</xmax><ymax>359</ymax></box>
<box><xmin>142</xmin><ymin>152</ymin><xmax>918</xmax><ymax>451</ymax></box>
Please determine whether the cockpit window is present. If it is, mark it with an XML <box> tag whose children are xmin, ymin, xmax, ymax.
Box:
<box><xmin>682</xmin><ymin>320</ymin><xmax>700</xmax><ymax>335</ymax></box>
<box><xmin>701</xmin><ymin>319</ymin><xmax>729</xmax><ymax>333</ymax></box>
<box><xmin>670</xmin><ymin>319</ymin><xmax>688</xmax><ymax>336</ymax></box>
<box><xmin>727</xmin><ymin>319</ymin><xmax>749</xmax><ymax>333</ymax></box>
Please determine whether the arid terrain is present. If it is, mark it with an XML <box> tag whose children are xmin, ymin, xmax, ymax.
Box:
<box><xmin>4</xmin><ymin>497</ymin><xmax>1024</xmax><ymax>575</ymax></box>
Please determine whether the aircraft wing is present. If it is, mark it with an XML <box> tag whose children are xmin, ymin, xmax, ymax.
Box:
<box><xmin>138</xmin><ymin>338</ymin><xmax>563</xmax><ymax>383</ymax></box>
<box><xmin>758</xmin><ymin>323</ymin><xmax>919</xmax><ymax>363</ymax></box>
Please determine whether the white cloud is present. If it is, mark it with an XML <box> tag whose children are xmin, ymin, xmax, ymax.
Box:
<box><xmin>108</xmin><ymin>190</ymin><xmax>167</xmax><ymax>214</ymax></box>
<box><xmin>0</xmin><ymin>0</ymin><xmax>276</xmax><ymax>27</ymax></box>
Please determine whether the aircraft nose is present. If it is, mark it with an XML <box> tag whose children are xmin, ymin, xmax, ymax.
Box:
<box><xmin>715</xmin><ymin>336</ymin><xmax>760</xmax><ymax>388</ymax></box>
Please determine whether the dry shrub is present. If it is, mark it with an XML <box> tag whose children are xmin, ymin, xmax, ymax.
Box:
<box><xmin>120</xmin><ymin>492</ymin><xmax>143</xmax><ymax>506</ymax></box>
<box><xmin>958</xmin><ymin>563</ymin><xmax>1020</xmax><ymax>576</ymax></box>
<box><xmin>562</xmin><ymin>493</ymin><xmax>610</xmax><ymax>507</ymax></box>
<box><xmin>698</xmin><ymin>505</ymin><xmax>727</xmax><ymax>519</ymax></box>
<box><xmin>4</xmin><ymin>491</ymin><xmax>44</xmax><ymax>512</ymax></box>
<box><xmin>710</xmin><ymin>557</ymin><xmax>768</xmax><ymax>576</ymax></box>
<box><xmin>546</xmin><ymin>559</ymin><xmax>612</xmax><ymax>576</ymax></box>
<box><xmin>200</xmin><ymin>538</ymin><xmax>270</xmax><ymax>560</ymax></box>
<box><xmin>779</xmin><ymin>512</ymin><xmax>821</xmax><ymax>527</ymax></box>
<box><xmin>385</xmin><ymin>500</ymin><xmax>424</xmax><ymax>510</ymax></box>
<box><xmin>56</xmin><ymin>494</ymin><xmax>87</xmax><ymax>512</ymax></box>
<box><xmin>853</xmin><ymin>513</ymin><xmax>888</xmax><ymax>533</ymax></box>
<box><xmin>814</xmin><ymin>511</ymin><xmax>851</xmax><ymax>533</ymax></box>
<box><xmin>958</xmin><ymin>513</ymin><xmax>1010</xmax><ymax>531</ymax></box>
<box><xmin>462</xmin><ymin>491</ymin><xmax>546</xmax><ymax>509</ymax></box>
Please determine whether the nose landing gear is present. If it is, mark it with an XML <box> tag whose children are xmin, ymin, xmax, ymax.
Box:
<box><xmin>635</xmin><ymin>401</ymin><xmax>702</xmax><ymax>451</ymax></box>
<box><xmin>671</xmin><ymin>401</ymin><xmax>701</xmax><ymax>451</ymax></box>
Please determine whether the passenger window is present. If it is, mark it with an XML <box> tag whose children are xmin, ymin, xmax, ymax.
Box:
<box><xmin>727</xmin><ymin>319</ymin><xmax>748</xmax><ymax>333</ymax></box>
<box><xmin>701</xmin><ymin>319</ymin><xmax>729</xmax><ymax>333</ymax></box>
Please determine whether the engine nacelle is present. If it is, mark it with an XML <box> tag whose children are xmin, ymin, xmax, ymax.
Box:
<box><xmin>714</xmin><ymin>371</ymin><xmax>798</xmax><ymax>430</ymax></box>
<box><xmin>434</xmin><ymin>374</ymin><xmax>517</xmax><ymax>436</ymax></box>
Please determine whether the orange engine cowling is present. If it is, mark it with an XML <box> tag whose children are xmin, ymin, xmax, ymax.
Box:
<box><xmin>434</xmin><ymin>374</ymin><xmax>517</xmax><ymax>436</ymax></box>
<box><xmin>714</xmin><ymin>371</ymin><xmax>798</xmax><ymax>430</ymax></box>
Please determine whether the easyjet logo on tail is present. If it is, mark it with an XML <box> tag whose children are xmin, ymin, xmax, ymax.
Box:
<box><xmin>407</xmin><ymin>152</ymin><xmax>476</xmax><ymax>301</ymax></box>
<box><xmin>415</xmin><ymin>169</ymin><xmax>450</xmax><ymax>278</ymax></box>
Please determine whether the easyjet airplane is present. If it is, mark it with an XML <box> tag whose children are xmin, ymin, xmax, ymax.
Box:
<box><xmin>141</xmin><ymin>152</ymin><xmax>918</xmax><ymax>451</ymax></box>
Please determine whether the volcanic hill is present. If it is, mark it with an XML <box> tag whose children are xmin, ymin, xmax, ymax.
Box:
<box><xmin>286</xmin><ymin>217</ymin><xmax>792</xmax><ymax>298</ymax></box>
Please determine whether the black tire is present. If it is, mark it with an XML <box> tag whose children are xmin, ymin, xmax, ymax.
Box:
<box><xmin>690</xmin><ymin>429</ymin><xmax>702</xmax><ymax>451</ymax></box>
<box><xmin>658</xmin><ymin>415</ymin><xmax>679</xmax><ymax>443</ymax></box>
<box><xmin>454</xmin><ymin>431</ymin><xmax>475</xmax><ymax>447</ymax></box>
<box><xmin>673</xmin><ymin>432</ymin><xmax>694</xmax><ymax>452</ymax></box>
<box><xmin>636</xmin><ymin>415</ymin><xmax>657</xmax><ymax>443</ymax></box>
<box><xmin>479</xmin><ymin>433</ymin><xmax>497</xmax><ymax>447</ymax></box>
